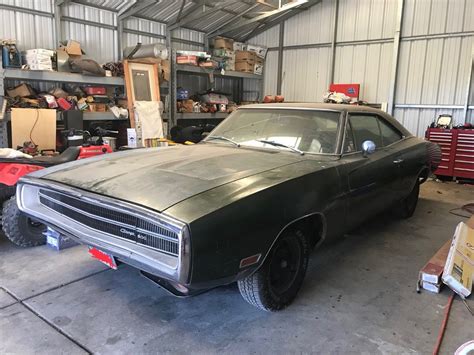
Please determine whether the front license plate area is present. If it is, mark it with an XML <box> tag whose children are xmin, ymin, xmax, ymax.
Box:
<box><xmin>88</xmin><ymin>247</ymin><xmax>118</xmax><ymax>270</ymax></box>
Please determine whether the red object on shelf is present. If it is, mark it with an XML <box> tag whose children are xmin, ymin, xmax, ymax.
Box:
<box><xmin>329</xmin><ymin>83</ymin><xmax>360</xmax><ymax>99</ymax></box>
<box><xmin>177</xmin><ymin>55</ymin><xmax>198</xmax><ymax>65</ymax></box>
<box><xmin>56</xmin><ymin>98</ymin><xmax>72</xmax><ymax>110</ymax></box>
<box><xmin>426</xmin><ymin>127</ymin><xmax>474</xmax><ymax>179</ymax></box>
<box><xmin>84</xmin><ymin>86</ymin><xmax>106</xmax><ymax>95</ymax></box>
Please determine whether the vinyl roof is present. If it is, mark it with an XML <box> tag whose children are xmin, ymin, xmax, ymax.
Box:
<box><xmin>240</xmin><ymin>103</ymin><xmax>385</xmax><ymax>113</ymax></box>
<box><xmin>74</xmin><ymin>0</ymin><xmax>322</xmax><ymax>41</ymax></box>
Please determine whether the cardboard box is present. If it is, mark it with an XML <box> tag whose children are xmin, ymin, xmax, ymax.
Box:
<box><xmin>6</xmin><ymin>83</ymin><xmax>35</xmax><ymax>97</ymax></box>
<box><xmin>244</xmin><ymin>44</ymin><xmax>267</xmax><ymax>58</ymax></box>
<box><xmin>233</xmin><ymin>41</ymin><xmax>244</xmax><ymax>51</ymax></box>
<box><xmin>25</xmin><ymin>48</ymin><xmax>55</xmax><ymax>57</ymax></box>
<box><xmin>58</xmin><ymin>40</ymin><xmax>82</xmax><ymax>56</ymax></box>
<box><xmin>214</xmin><ymin>37</ymin><xmax>234</xmax><ymax>50</ymax></box>
<box><xmin>177</xmin><ymin>55</ymin><xmax>198</xmax><ymax>65</ymax></box>
<box><xmin>254</xmin><ymin>63</ymin><xmax>263</xmax><ymax>75</ymax></box>
<box><xmin>235</xmin><ymin>50</ymin><xmax>257</xmax><ymax>64</ymax></box>
<box><xmin>420</xmin><ymin>240</ymin><xmax>451</xmax><ymax>285</ymax></box>
<box><xmin>235</xmin><ymin>61</ymin><xmax>254</xmax><ymax>73</ymax></box>
<box><xmin>442</xmin><ymin>217</ymin><xmax>474</xmax><ymax>298</ymax></box>
<box><xmin>421</xmin><ymin>281</ymin><xmax>442</xmax><ymax>293</ymax></box>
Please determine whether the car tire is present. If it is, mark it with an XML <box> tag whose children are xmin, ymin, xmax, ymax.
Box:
<box><xmin>2</xmin><ymin>196</ymin><xmax>46</xmax><ymax>247</ymax></box>
<box><xmin>238</xmin><ymin>229</ymin><xmax>309</xmax><ymax>311</ymax></box>
<box><xmin>396</xmin><ymin>181</ymin><xmax>420</xmax><ymax>219</ymax></box>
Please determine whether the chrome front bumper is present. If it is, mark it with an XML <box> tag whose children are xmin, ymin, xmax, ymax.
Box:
<box><xmin>17</xmin><ymin>177</ymin><xmax>191</xmax><ymax>285</ymax></box>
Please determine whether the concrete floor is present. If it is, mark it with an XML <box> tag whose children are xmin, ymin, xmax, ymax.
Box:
<box><xmin>0</xmin><ymin>180</ymin><xmax>473</xmax><ymax>354</ymax></box>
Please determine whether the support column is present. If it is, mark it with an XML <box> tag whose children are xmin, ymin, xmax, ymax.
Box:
<box><xmin>54</xmin><ymin>3</ymin><xmax>62</xmax><ymax>46</ymax></box>
<box><xmin>387</xmin><ymin>0</ymin><xmax>404</xmax><ymax>115</ymax></box>
<box><xmin>328</xmin><ymin>0</ymin><xmax>339</xmax><ymax>87</ymax></box>
<box><xmin>276</xmin><ymin>22</ymin><xmax>284</xmax><ymax>95</ymax></box>
<box><xmin>463</xmin><ymin>45</ymin><xmax>474</xmax><ymax>123</ymax></box>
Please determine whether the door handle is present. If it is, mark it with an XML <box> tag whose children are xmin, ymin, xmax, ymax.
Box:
<box><xmin>393</xmin><ymin>159</ymin><xmax>404</xmax><ymax>164</ymax></box>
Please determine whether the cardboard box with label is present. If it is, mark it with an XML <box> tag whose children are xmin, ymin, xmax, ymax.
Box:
<box><xmin>442</xmin><ymin>216</ymin><xmax>474</xmax><ymax>298</ymax></box>
<box><xmin>244</xmin><ymin>44</ymin><xmax>267</xmax><ymax>59</ymax></box>
<box><xmin>213</xmin><ymin>37</ymin><xmax>234</xmax><ymax>51</ymax></box>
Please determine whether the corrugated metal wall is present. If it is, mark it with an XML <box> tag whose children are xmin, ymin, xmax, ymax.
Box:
<box><xmin>249</xmin><ymin>0</ymin><xmax>474</xmax><ymax>136</ymax></box>
<box><xmin>0</xmin><ymin>0</ymin><xmax>205</xmax><ymax>64</ymax></box>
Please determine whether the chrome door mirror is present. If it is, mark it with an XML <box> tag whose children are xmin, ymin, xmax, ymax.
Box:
<box><xmin>362</xmin><ymin>140</ymin><xmax>376</xmax><ymax>156</ymax></box>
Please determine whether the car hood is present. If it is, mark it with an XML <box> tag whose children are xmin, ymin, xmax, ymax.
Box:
<box><xmin>39</xmin><ymin>144</ymin><xmax>307</xmax><ymax>212</ymax></box>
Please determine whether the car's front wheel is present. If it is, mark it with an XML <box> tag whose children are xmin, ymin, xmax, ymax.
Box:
<box><xmin>2</xmin><ymin>196</ymin><xmax>46</xmax><ymax>247</ymax></box>
<box><xmin>238</xmin><ymin>229</ymin><xmax>309</xmax><ymax>311</ymax></box>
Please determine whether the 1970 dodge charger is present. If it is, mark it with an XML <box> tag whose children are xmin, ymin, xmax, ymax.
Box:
<box><xmin>15</xmin><ymin>103</ymin><xmax>441</xmax><ymax>311</ymax></box>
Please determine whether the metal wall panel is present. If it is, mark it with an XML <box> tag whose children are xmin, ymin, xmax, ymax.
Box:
<box><xmin>172</xmin><ymin>28</ymin><xmax>204</xmax><ymax>51</ymax></box>
<box><xmin>393</xmin><ymin>108</ymin><xmax>466</xmax><ymax>136</ymax></box>
<box><xmin>337</xmin><ymin>0</ymin><xmax>397</xmax><ymax>42</ymax></box>
<box><xmin>284</xmin><ymin>0</ymin><xmax>334</xmax><ymax>46</ymax></box>
<box><xmin>281</xmin><ymin>46</ymin><xmax>331</xmax><ymax>102</ymax></box>
<box><xmin>247</xmin><ymin>25</ymin><xmax>279</xmax><ymax>48</ymax></box>
<box><xmin>262</xmin><ymin>50</ymin><xmax>278</xmax><ymax>96</ymax></box>
<box><xmin>62</xmin><ymin>2</ymin><xmax>118</xmax><ymax>63</ymax></box>
<box><xmin>396</xmin><ymin>36</ymin><xmax>473</xmax><ymax>106</ymax></box>
<box><xmin>402</xmin><ymin>0</ymin><xmax>473</xmax><ymax>37</ymax></box>
<box><xmin>123</xmin><ymin>17</ymin><xmax>166</xmax><ymax>48</ymax></box>
<box><xmin>334</xmin><ymin>42</ymin><xmax>393</xmax><ymax>103</ymax></box>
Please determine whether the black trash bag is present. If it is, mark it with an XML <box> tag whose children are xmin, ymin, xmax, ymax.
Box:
<box><xmin>170</xmin><ymin>124</ymin><xmax>216</xmax><ymax>144</ymax></box>
<box><xmin>69</xmin><ymin>58</ymin><xmax>106</xmax><ymax>76</ymax></box>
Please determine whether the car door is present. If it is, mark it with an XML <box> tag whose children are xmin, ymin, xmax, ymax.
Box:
<box><xmin>341</xmin><ymin>113</ymin><xmax>402</xmax><ymax>229</ymax></box>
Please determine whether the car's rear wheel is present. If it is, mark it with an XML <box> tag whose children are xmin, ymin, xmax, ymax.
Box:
<box><xmin>238</xmin><ymin>229</ymin><xmax>309</xmax><ymax>311</ymax></box>
<box><xmin>2</xmin><ymin>196</ymin><xmax>46</xmax><ymax>247</ymax></box>
<box><xmin>396</xmin><ymin>181</ymin><xmax>420</xmax><ymax>219</ymax></box>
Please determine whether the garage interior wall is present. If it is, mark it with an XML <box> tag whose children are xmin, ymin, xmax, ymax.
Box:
<box><xmin>0</xmin><ymin>0</ymin><xmax>205</xmax><ymax>64</ymax></box>
<box><xmin>247</xmin><ymin>0</ymin><xmax>474</xmax><ymax>137</ymax></box>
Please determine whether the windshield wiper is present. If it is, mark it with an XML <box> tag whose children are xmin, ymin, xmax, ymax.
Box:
<box><xmin>256</xmin><ymin>139</ymin><xmax>304</xmax><ymax>155</ymax></box>
<box><xmin>206</xmin><ymin>136</ymin><xmax>240</xmax><ymax>147</ymax></box>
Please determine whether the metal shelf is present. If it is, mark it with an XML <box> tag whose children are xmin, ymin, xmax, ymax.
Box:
<box><xmin>177</xmin><ymin>64</ymin><xmax>263</xmax><ymax>80</ymax></box>
<box><xmin>4</xmin><ymin>111</ymin><xmax>128</xmax><ymax>121</ymax></box>
<box><xmin>2</xmin><ymin>68</ymin><xmax>124</xmax><ymax>86</ymax></box>
<box><xmin>176</xmin><ymin>112</ymin><xmax>228</xmax><ymax>120</ymax></box>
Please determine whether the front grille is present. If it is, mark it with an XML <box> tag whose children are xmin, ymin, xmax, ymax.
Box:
<box><xmin>38</xmin><ymin>189</ymin><xmax>179</xmax><ymax>256</ymax></box>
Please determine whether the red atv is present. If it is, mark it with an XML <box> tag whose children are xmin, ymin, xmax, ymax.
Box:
<box><xmin>0</xmin><ymin>128</ymin><xmax>116</xmax><ymax>247</ymax></box>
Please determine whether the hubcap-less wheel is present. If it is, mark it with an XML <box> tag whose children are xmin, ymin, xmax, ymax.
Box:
<box><xmin>269</xmin><ymin>237</ymin><xmax>302</xmax><ymax>296</ymax></box>
<box><xmin>238</xmin><ymin>229</ymin><xmax>310</xmax><ymax>311</ymax></box>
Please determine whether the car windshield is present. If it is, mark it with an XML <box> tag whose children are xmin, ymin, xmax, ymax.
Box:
<box><xmin>204</xmin><ymin>109</ymin><xmax>341</xmax><ymax>154</ymax></box>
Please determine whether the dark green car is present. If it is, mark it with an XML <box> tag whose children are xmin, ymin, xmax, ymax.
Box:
<box><xmin>16</xmin><ymin>103</ymin><xmax>441</xmax><ymax>311</ymax></box>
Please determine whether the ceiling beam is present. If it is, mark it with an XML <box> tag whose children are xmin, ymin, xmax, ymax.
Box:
<box><xmin>213</xmin><ymin>0</ymin><xmax>310</xmax><ymax>37</ymax></box>
<box><xmin>207</xmin><ymin>3</ymin><xmax>260</xmax><ymax>37</ymax></box>
<box><xmin>118</xmin><ymin>0</ymin><xmax>158</xmax><ymax>20</ymax></box>
<box><xmin>238</xmin><ymin>0</ymin><xmax>321</xmax><ymax>40</ymax></box>
<box><xmin>168</xmin><ymin>0</ymin><xmax>239</xmax><ymax>31</ymax></box>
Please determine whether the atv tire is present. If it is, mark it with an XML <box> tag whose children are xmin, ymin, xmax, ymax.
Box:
<box><xmin>2</xmin><ymin>196</ymin><xmax>46</xmax><ymax>247</ymax></box>
<box><xmin>0</xmin><ymin>184</ymin><xmax>15</xmax><ymax>204</ymax></box>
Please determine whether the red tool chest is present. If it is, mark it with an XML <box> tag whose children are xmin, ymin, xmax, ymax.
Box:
<box><xmin>426</xmin><ymin>128</ymin><xmax>474</xmax><ymax>179</ymax></box>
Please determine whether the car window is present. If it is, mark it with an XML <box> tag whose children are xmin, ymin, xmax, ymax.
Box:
<box><xmin>378</xmin><ymin>117</ymin><xmax>403</xmax><ymax>146</ymax></box>
<box><xmin>348</xmin><ymin>114</ymin><xmax>383</xmax><ymax>150</ymax></box>
<box><xmin>206</xmin><ymin>109</ymin><xmax>341</xmax><ymax>154</ymax></box>
<box><xmin>343</xmin><ymin>122</ymin><xmax>356</xmax><ymax>153</ymax></box>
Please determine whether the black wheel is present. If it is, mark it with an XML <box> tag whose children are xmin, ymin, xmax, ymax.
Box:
<box><xmin>2</xmin><ymin>196</ymin><xmax>46</xmax><ymax>247</ymax></box>
<box><xmin>396</xmin><ymin>182</ymin><xmax>420</xmax><ymax>219</ymax></box>
<box><xmin>238</xmin><ymin>229</ymin><xmax>309</xmax><ymax>311</ymax></box>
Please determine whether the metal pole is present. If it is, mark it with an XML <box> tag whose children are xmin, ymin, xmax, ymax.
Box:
<box><xmin>276</xmin><ymin>22</ymin><xmax>284</xmax><ymax>95</ymax></box>
<box><xmin>463</xmin><ymin>45</ymin><xmax>474</xmax><ymax>124</ymax></box>
<box><xmin>387</xmin><ymin>0</ymin><xmax>404</xmax><ymax>115</ymax></box>
<box><xmin>54</xmin><ymin>3</ymin><xmax>62</xmax><ymax>46</ymax></box>
<box><xmin>166</xmin><ymin>29</ymin><xmax>176</xmax><ymax>135</ymax></box>
<box><xmin>117</xmin><ymin>20</ymin><xmax>124</xmax><ymax>60</ymax></box>
<box><xmin>328</xmin><ymin>0</ymin><xmax>339</xmax><ymax>86</ymax></box>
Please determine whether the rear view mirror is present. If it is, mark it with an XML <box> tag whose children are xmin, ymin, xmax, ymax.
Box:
<box><xmin>362</xmin><ymin>140</ymin><xmax>376</xmax><ymax>156</ymax></box>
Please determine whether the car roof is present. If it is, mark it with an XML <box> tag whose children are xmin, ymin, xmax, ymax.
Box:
<box><xmin>239</xmin><ymin>102</ymin><xmax>384</xmax><ymax>113</ymax></box>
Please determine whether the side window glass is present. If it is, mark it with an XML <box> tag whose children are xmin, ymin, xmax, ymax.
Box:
<box><xmin>343</xmin><ymin>122</ymin><xmax>356</xmax><ymax>153</ymax></box>
<box><xmin>349</xmin><ymin>115</ymin><xmax>383</xmax><ymax>151</ymax></box>
<box><xmin>378</xmin><ymin>117</ymin><xmax>403</xmax><ymax>146</ymax></box>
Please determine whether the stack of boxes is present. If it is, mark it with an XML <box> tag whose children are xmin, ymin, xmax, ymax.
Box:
<box><xmin>212</xmin><ymin>37</ymin><xmax>235</xmax><ymax>71</ymax></box>
<box><xmin>24</xmin><ymin>48</ymin><xmax>55</xmax><ymax>71</ymax></box>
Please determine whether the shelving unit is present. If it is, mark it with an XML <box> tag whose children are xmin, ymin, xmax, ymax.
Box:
<box><xmin>168</xmin><ymin>49</ymin><xmax>264</xmax><ymax>129</ymax></box>
<box><xmin>0</xmin><ymin>64</ymin><xmax>127</xmax><ymax>148</ymax></box>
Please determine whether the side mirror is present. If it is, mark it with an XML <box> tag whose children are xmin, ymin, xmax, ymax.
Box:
<box><xmin>362</xmin><ymin>140</ymin><xmax>376</xmax><ymax>157</ymax></box>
